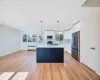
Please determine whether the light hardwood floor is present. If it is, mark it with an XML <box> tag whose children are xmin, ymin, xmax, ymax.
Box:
<box><xmin>0</xmin><ymin>51</ymin><xmax>100</xmax><ymax>80</ymax></box>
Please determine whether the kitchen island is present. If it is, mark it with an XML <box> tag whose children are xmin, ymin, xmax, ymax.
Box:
<box><xmin>36</xmin><ymin>45</ymin><xmax>64</xmax><ymax>63</ymax></box>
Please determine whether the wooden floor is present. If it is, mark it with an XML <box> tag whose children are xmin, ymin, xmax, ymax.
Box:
<box><xmin>0</xmin><ymin>51</ymin><xmax>100</xmax><ymax>80</ymax></box>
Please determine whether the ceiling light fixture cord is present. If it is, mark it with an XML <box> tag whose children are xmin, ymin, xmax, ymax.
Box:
<box><xmin>57</xmin><ymin>21</ymin><xmax>59</xmax><ymax>33</ymax></box>
<box><xmin>40</xmin><ymin>21</ymin><xmax>43</xmax><ymax>32</ymax></box>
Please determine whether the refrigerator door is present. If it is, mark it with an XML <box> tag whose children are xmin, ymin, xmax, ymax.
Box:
<box><xmin>71</xmin><ymin>31</ymin><xmax>80</xmax><ymax>61</ymax></box>
<box><xmin>71</xmin><ymin>31</ymin><xmax>80</xmax><ymax>50</ymax></box>
<box><xmin>72</xmin><ymin>48</ymin><xmax>80</xmax><ymax>61</ymax></box>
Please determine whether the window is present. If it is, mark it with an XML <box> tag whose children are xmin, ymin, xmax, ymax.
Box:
<box><xmin>33</xmin><ymin>35</ymin><xmax>37</xmax><ymax>42</ymax></box>
<box><xmin>23</xmin><ymin>34</ymin><xmax>27</xmax><ymax>42</ymax></box>
<box><xmin>23</xmin><ymin>34</ymin><xmax>37</xmax><ymax>42</ymax></box>
<box><xmin>28</xmin><ymin>35</ymin><xmax>33</xmax><ymax>42</ymax></box>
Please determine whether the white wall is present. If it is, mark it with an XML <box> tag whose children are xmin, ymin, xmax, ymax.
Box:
<box><xmin>0</xmin><ymin>24</ymin><xmax>21</xmax><ymax>56</ymax></box>
<box><xmin>64</xmin><ymin>22</ymin><xmax>81</xmax><ymax>54</ymax></box>
<box><xmin>95</xmin><ymin>10</ymin><xmax>100</xmax><ymax>75</ymax></box>
<box><xmin>65</xmin><ymin>9</ymin><xmax>100</xmax><ymax>75</ymax></box>
<box><xmin>80</xmin><ymin>9</ymin><xmax>100</xmax><ymax>75</ymax></box>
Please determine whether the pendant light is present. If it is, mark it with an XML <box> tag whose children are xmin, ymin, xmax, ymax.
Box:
<box><xmin>56</xmin><ymin>21</ymin><xmax>59</xmax><ymax>34</ymax></box>
<box><xmin>40</xmin><ymin>21</ymin><xmax>43</xmax><ymax>33</ymax></box>
<box><xmin>39</xmin><ymin>21</ymin><xmax>43</xmax><ymax>43</ymax></box>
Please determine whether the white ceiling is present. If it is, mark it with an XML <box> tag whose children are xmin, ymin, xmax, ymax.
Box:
<box><xmin>0</xmin><ymin>0</ymin><xmax>97</xmax><ymax>32</ymax></box>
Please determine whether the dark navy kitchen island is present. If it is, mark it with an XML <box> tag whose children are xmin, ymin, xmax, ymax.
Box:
<box><xmin>36</xmin><ymin>45</ymin><xmax>64</xmax><ymax>63</ymax></box>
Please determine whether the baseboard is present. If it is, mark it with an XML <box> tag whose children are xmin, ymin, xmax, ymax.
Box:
<box><xmin>82</xmin><ymin>63</ymin><xmax>100</xmax><ymax>76</ymax></box>
<box><xmin>0</xmin><ymin>50</ymin><xmax>36</xmax><ymax>58</ymax></box>
<box><xmin>82</xmin><ymin>63</ymin><xmax>96</xmax><ymax>72</ymax></box>
<box><xmin>96</xmin><ymin>71</ymin><xmax>100</xmax><ymax>76</ymax></box>
<box><xmin>0</xmin><ymin>50</ymin><xmax>25</xmax><ymax>57</ymax></box>
<box><xmin>27</xmin><ymin>49</ymin><xmax>36</xmax><ymax>51</ymax></box>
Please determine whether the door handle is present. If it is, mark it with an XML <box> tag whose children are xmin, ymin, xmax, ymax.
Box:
<box><xmin>90</xmin><ymin>47</ymin><xmax>96</xmax><ymax>50</ymax></box>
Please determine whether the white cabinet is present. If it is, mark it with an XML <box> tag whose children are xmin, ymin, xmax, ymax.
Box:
<box><xmin>64</xmin><ymin>30</ymin><xmax>71</xmax><ymax>53</ymax></box>
<box><xmin>43</xmin><ymin>31</ymin><xmax>55</xmax><ymax>40</ymax></box>
<box><xmin>64</xmin><ymin>30</ymin><xmax>71</xmax><ymax>40</ymax></box>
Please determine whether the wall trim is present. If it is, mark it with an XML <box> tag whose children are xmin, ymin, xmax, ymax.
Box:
<box><xmin>72</xmin><ymin>21</ymin><xmax>80</xmax><ymax>26</ymax></box>
<box><xmin>96</xmin><ymin>71</ymin><xmax>100</xmax><ymax>76</ymax></box>
<box><xmin>0</xmin><ymin>50</ymin><xmax>27</xmax><ymax>57</ymax></box>
<box><xmin>64</xmin><ymin>27</ymin><xmax>73</xmax><ymax>31</ymax></box>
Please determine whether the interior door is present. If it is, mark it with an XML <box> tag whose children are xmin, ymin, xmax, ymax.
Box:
<box><xmin>80</xmin><ymin>14</ymin><xmax>98</xmax><ymax>71</ymax></box>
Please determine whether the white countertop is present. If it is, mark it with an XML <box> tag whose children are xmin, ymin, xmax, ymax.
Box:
<box><xmin>37</xmin><ymin>44</ymin><xmax>64</xmax><ymax>48</ymax></box>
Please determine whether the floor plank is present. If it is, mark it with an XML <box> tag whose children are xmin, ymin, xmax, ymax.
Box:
<box><xmin>0</xmin><ymin>51</ymin><xmax>100</xmax><ymax>80</ymax></box>
<box><xmin>0</xmin><ymin>72</ymin><xmax>14</xmax><ymax>80</ymax></box>
<box><xmin>12</xmin><ymin>72</ymin><xmax>28</xmax><ymax>80</ymax></box>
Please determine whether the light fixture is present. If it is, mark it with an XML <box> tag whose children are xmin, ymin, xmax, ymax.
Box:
<box><xmin>39</xmin><ymin>21</ymin><xmax>43</xmax><ymax>43</ymax></box>
<box><xmin>40</xmin><ymin>21</ymin><xmax>43</xmax><ymax>33</ymax></box>
<box><xmin>56</xmin><ymin>21</ymin><xmax>59</xmax><ymax>34</ymax></box>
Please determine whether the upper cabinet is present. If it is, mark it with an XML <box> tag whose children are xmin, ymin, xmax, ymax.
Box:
<box><xmin>64</xmin><ymin>30</ymin><xmax>71</xmax><ymax>40</ymax></box>
<box><xmin>43</xmin><ymin>31</ymin><xmax>55</xmax><ymax>40</ymax></box>
<box><xmin>22</xmin><ymin>34</ymin><xmax>37</xmax><ymax>43</ymax></box>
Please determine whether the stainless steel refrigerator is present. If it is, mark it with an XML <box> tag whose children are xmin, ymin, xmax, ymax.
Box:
<box><xmin>71</xmin><ymin>31</ymin><xmax>80</xmax><ymax>61</ymax></box>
